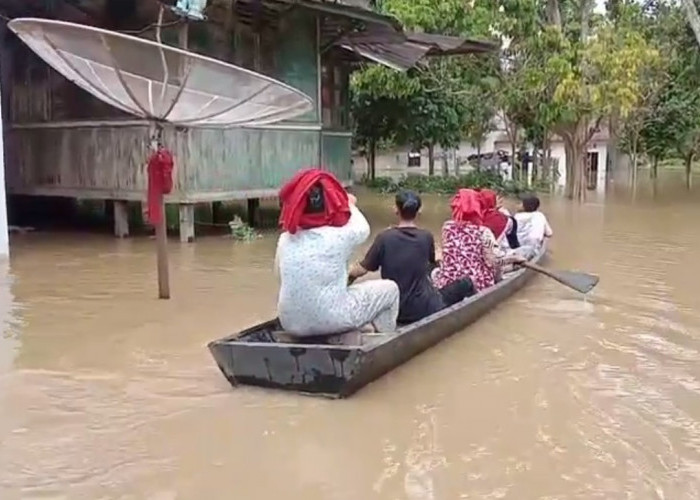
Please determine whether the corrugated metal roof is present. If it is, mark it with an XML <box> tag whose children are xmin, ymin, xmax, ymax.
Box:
<box><xmin>338</xmin><ymin>29</ymin><xmax>498</xmax><ymax>71</ymax></box>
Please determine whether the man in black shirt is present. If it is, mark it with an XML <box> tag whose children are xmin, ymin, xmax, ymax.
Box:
<box><xmin>349</xmin><ymin>191</ymin><xmax>474</xmax><ymax>324</ymax></box>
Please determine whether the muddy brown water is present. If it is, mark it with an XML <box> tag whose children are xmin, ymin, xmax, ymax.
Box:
<box><xmin>2</xmin><ymin>172</ymin><xmax>700</xmax><ymax>499</ymax></box>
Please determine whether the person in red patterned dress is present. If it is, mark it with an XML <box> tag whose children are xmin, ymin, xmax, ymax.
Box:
<box><xmin>432</xmin><ymin>189</ymin><xmax>525</xmax><ymax>292</ymax></box>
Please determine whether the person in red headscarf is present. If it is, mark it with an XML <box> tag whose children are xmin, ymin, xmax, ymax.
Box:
<box><xmin>275</xmin><ymin>168</ymin><xmax>400</xmax><ymax>340</ymax></box>
<box><xmin>479</xmin><ymin>189</ymin><xmax>509</xmax><ymax>241</ymax></box>
<box><xmin>432</xmin><ymin>189</ymin><xmax>524</xmax><ymax>292</ymax></box>
<box><xmin>479</xmin><ymin>188</ymin><xmax>521</xmax><ymax>251</ymax></box>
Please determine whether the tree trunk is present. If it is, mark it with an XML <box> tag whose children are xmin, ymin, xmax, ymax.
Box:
<box><xmin>542</xmin><ymin>135</ymin><xmax>551</xmax><ymax>187</ymax></box>
<box><xmin>563</xmin><ymin>139</ymin><xmax>575</xmax><ymax>199</ymax></box>
<box><xmin>630</xmin><ymin>136</ymin><xmax>638</xmax><ymax>185</ymax></box>
<box><xmin>651</xmin><ymin>157</ymin><xmax>658</xmax><ymax>180</ymax></box>
<box><xmin>581</xmin><ymin>0</ymin><xmax>592</xmax><ymax>41</ymax></box>
<box><xmin>685</xmin><ymin>153</ymin><xmax>694</xmax><ymax>189</ymax></box>
<box><xmin>532</xmin><ymin>147</ymin><xmax>540</xmax><ymax>184</ymax></box>
<box><xmin>441</xmin><ymin>149</ymin><xmax>449</xmax><ymax>177</ymax></box>
<box><xmin>681</xmin><ymin>0</ymin><xmax>700</xmax><ymax>47</ymax></box>
<box><xmin>564</xmin><ymin>136</ymin><xmax>586</xmax><ymax>201</ymax></box>
<box><xmin>368</xmin><ymin>140</ymin><xmax>376</xmax><ymax>181</ymax></box>
<box><xmin>547</xmin><ymin>0</ymin><xmax>562</xmax><ymax>27</ymax></box>
<box><xmin>503</xmin><ymin>116</ymin><xmax>519</xmax><ymax>181</ymax></box>
<box><xmin>428</xmin><ymin>144</ymin><xmax>435</xmax><ymax>176</ymax></box>
<box><xmin>607</xmin><ymin>113</ymin><xmax>621</xmax><ymax>180</ymax></box>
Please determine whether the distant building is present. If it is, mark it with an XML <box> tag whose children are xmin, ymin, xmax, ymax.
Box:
<box><xmin>354</xmin><ymin>114</ymin><xmax>609</xmax><ymax>193</ymax></box>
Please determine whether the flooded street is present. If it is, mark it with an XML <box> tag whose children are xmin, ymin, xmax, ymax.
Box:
<box><xmin>3</xmin><ymin>173</ymin><xmax>700</xmax><ymax>499</ymax></box>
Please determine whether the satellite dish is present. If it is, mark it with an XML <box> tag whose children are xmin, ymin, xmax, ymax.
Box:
<box><xmin>8</xmin><ymin>17</ymin><xmax>315</xmax><ymax>300</ymax></box>
<box><xmin>7</xmin><ymin>18</ymin><xmax>314</xmax><ymax>128</ymax></box>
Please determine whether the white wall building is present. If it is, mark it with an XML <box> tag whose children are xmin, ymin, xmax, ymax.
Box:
<box><xmin>353</xmin><ymin>115</ymin><xmax>609</xmax><ymax>194</ymax></box>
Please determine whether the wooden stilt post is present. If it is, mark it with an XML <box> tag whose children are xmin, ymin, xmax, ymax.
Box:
<box><xmin>212</xmin><ymin>201</ymin><xmax>222</xmax><ymax>224</ymax></box>
<box><xmin>113</xmin><ymin>200</ymin><xmax>129</xmax><ymax>238</ymax></box>
<box><xmin>247</xmin><ymin>198</ymin><xmax>260</xmax><ymax>227</ymax></box>
<box><xmin>179</xmin><ymin>203</ymin><xmax>195</xmax><ymax>242</ymax></box>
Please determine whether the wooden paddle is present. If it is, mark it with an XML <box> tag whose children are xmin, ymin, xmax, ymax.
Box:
<box><xmin>519</xmin><ymin>261</ymin><xmax>599</xmax><ymax>294</ymax></box>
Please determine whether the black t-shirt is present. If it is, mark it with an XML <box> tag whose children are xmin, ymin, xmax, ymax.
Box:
<box><xmin>361</xmin><ymin>227</ymin><xmax>445</xmax><ymax>324</ymax></box>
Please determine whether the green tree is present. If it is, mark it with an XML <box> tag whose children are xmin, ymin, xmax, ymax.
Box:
<box><xmin>351</xmin><ymin>0</ymin><xmax>500</xmax><ymax>176</ymax></box>
<box><xmin>537</xmin><ymin>2</ymin><xmax>660</xmax><ymax>200</ymax></box>
<box><xmin>637</xmin><ymin>1</ymin><xmax>700</xmax><ymax>188</ymax></box>
<box><xmin>350</xmin><ymin>65</ymin><xmax>417</xmax><ymax>179</ymax></box>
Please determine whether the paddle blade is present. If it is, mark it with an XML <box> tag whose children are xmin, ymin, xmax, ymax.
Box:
<box><xmin>549</xmin><ymin>270</ymin><xmax>599</xmax><ymax>294</ymax></box>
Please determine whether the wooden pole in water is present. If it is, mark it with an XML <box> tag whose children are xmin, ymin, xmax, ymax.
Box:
<box><xmin>156</xmin><ymin>196</ymin><xmax>170</xmax><ymax>298</ymax></box>
<box><xmin>151</xmin><ymin>11</ymin><xmax>190</xmax><ymax>300</ymax></box>
<box><xmin>151</xmin><ymin>124</ymin><xmax>170</xmax><ymax>300</ymax></box>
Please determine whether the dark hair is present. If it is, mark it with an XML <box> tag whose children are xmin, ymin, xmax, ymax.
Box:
<box><xmin>395</xmin><ymin>190</ymin><xmax>422</xmax><ymax>220</ymax></box>
<box><xmin>305</xmin><ymin>184</ymin><xmax>325</xmax><ymax>214</ymax></box>
<box><xmin>520</xmin><ymin>193</ymin><xmax>540</xmax><ymax>212</ymax></box>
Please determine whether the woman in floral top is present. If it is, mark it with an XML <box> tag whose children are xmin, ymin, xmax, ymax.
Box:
<box><xmin>432</xmin><ymin>189</ymin><xmax>525</xmax><ymax>292</ymax></box>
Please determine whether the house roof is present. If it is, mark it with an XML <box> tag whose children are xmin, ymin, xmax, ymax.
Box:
<box><xmin>337</xmin><ymin>28</ymin><xmax>497</xmax><ymax>71</ymax></box>
<box><xmin>406</xmin><ymin>32</ymin><xmax>496</xmax><ymax>56</ymax></box>
<box><xmin>0</xmin><ymin>0</ymin><xmax>497</xmax><ymax>71</ymax></box>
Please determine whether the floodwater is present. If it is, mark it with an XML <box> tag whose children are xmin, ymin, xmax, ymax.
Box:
<box><xmin>2</xmin><ymin>172</ymin><xmax>700</xmax><ymax>499</ymax></box>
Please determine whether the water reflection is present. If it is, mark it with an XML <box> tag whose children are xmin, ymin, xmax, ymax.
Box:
<box><xmin>0</xmin><ymin>171</ymin><xmax>700</xmax><ymax>498</ymax></box>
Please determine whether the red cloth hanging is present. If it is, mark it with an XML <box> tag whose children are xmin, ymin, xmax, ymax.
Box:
<box><xmin>278</xmin><ymin>168</ymin><xmax>350</xmax><ymax>234</ymax></box>
<box><xmin>147</xmin><ymin>148</ymin><xmax>174</xmax><ymax>225</ymax></box>
<box><xmin>450</xmin><ymin>188</ymin><xmax>483</xmax><ymax>224</ymax></box>
<box><xmin>479</xmin><ymin>189</ymin><xmax>508</xmax><ymax>239</ymax></box>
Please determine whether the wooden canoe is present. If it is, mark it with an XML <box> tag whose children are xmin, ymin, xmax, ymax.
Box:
<box><xmin>208</xmin><ymin>245</ymin><xmax>547</xmax><ymax>399</ymax></box>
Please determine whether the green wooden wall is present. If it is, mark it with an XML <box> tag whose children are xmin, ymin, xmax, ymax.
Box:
<box><xmin>181</xmin><ymin>128</ymin><xmax>320</xmax><ymax>192</ymax></box>
<box><xmin>275</xmin><ymin>11</ymin><xmax>319</xmax><ymax>123</ymax></box>
<box><xmin>322</xmin><ymin>132</ymin><xmax>352</xmax><ymax>182</ymax></box>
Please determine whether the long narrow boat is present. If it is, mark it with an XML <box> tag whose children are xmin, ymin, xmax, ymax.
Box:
<box><xmin>208</xmin><ymin>245</ymin><xmax>547</xmax><ymax>399</ymax></box>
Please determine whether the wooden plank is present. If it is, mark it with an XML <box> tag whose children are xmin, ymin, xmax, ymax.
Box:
<box><xmin>10</xmin><ymin>121</ymin><xmax>322</xmax><ymax>130</ymax></box>
<box><xmin>7</xmin><ymin>184</ymin><xmax>352</xmax><ymax>202</ymax></box>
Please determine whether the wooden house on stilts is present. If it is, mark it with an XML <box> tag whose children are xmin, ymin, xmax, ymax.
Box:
<box><xmin>0</xmin><ymin>0</ymin><xmax>495</xmax><ymax>241</ymax></box>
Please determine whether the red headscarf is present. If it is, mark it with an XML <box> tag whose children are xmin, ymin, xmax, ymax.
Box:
<box><xmin>279</xmin><ymin>168</ymin><xmax>350</xmax><ymax>234</ymax></box>
<box><xmin>450</xmin><ymin>189</ymin><xmax>483</xmax><ymax>224</ymax></box>
<box><xmin>479</xmin><ymin>189</ymin><xmax>508</xmax><ymax>239</ymax></box>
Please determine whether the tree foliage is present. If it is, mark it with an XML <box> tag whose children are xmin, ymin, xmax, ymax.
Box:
<box><xmin>350</xmin><ymin>0</ymin><xmax>500</xmax><ymax>178</ymax></box>
<box><xmin>352</xmin><ymin>0</ymin><xmax>695</xmax><ymax>194</ymax></box>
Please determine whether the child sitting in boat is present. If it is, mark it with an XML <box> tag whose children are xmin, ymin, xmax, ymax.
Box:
<box><xmin>513</xmin><ymin>193</ymin><xmax>553</xmax><ymax>259</ymax></box>
<box><xmin>348</xmin><ymin>190</ymin><xmax>475</xmax><ymax>325</ymax></box>
<box><xmin>275</xmin><ymin>168</ymin><xmax>399</xmax><ymax>337</ymax></box>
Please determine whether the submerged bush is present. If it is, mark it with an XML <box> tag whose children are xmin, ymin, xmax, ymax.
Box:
<box><xmin>228</xmin><ymin>216</ymin><xmax>260</xmax><ymax>242</ymax></box>
<box><xmin>360</xmin><ymin>171</ymin><xmax>525</xmax><ymax>196</ymax></box>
